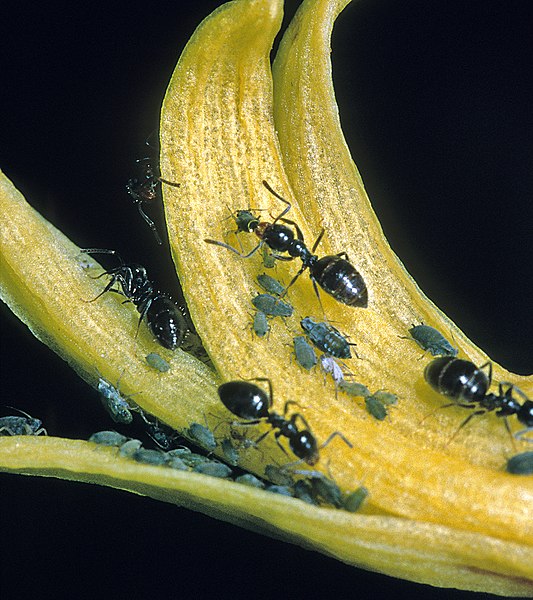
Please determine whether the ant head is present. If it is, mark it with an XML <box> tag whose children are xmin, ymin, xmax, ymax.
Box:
<box><xmin>291</xmin><ymin>430</ymin><xmax>319</xmax><ymax>465</ymax></box>
<box><xmin>518</xmin><ymin>400</ymin><xmax>533</xmax><ymax>427</ymax></box>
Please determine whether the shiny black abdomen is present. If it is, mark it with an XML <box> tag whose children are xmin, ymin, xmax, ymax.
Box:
<box><xmin>309</xmin><ymin>256</ymin><xmax>368</xmax><ymax>307</ymax></box>
<box><xmin>147</xmin><ymin>295</ymin><xmax>187</xmax><ymax>350</ymax></box>
<box><xmin>218</xmin><ymin>381</ymin><xmax>271</xmax><ymax>420</ymax></box>
<box><xmin>424</xmin><ymin>357</ymin><xmax>489</xmax><ymax>402</ymax></box>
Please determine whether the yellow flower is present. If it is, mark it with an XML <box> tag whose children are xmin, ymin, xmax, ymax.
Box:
<box><xmin>1</xmin><ymin>0</ymin><xmax>532</xmax><ymax>595</ymax></box>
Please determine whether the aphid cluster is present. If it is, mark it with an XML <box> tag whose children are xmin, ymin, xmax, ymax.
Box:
<box><xmin>206</xmin><ymin>181</ymin><xmax>368</xmax><ymax>308</ymax></box>
<box><xmin>82</xmin><ymin>248</ymin><xmax>188</xmax><ymax>350</ymax></box>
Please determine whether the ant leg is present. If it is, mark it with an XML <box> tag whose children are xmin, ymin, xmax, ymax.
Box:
<box><xmin>501</xmin><ymin>416</ymin><xmax>517</xmax><ymax>452</ymax></box>
<box><xmin>283</xmin><ymin>400</ymin><xmax>303</xmax><ymax>416</ymax></box>
<box><xmin>88</xmin><ymin>275</ymin><xmax>121</xmax><ymax>302</ymax></box>
<box><xmin>159</xmin><ymin>177</ymin><xmax>181</xmax><ymax>188</ymax></box>
<box><xmin>311</xmin><ymin>228</ymin><xmax>325</xmax><ymax>253</ymax></box>
<box><xmin>261</xmin><ymin>181</ymin><xmax>292</xmax><ymax>222</ymax></box>
<box><xmin>136</xmin><ymin>203</ymin><xmax>163</xmax><ymax>245</ymax></box>
<box><xmin>204</xmin><ymin>238</ymin><xmax>262</xmax><ymax>259</ymax></box>
<box><xmin>80</xmin><ymin>248</ymin><xmax>123</xmax><ymax>263</ymax></box>
<box><xmin>278</xmin><ymin>264</ymin><xmax>308</xmax><ymax>299</ymax></box>
<box><xmin>499</xmin><ymin>381</ymin><xmax>529</xmax><ymax>403</ymax></box>
<box><xmin>335</xmin><ymin>251</ymin><xmax>350</xmax><ymax>261</ymax></box>
<box><xmin>243</xmin><ymin>377</ymin><xmax>274</xmax><ymax>406</ymax></box>
<box><xmin>273</xmin><ymin>430</ymin><xmax>290</xmax><ymax>457</ymax></box>
<box><xmin>448</xmin><ymin>409</ymin><xmax>486</xmax><ymax>444</ymax></box>
<box><xmin>319</xmin><ymin>431</ymin><xmax>353</xmax><ymax>450</ymax></box>
<box><xmin>311</xmin><ymin>278</ymin><xmax>326</xmax><ymax>315</ymax></box>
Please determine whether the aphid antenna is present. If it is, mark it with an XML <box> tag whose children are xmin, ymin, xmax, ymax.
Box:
<box><xmin>2</xmin><ymin>405</ymin><xmax>35</xmax><ymax>420</ymax></box>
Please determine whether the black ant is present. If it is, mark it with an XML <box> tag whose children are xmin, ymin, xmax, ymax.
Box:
<box><xmin>424</xmin><ymin>357</ymin><xmax>533</xmax><ymax>439</ymax></box>
<box><xmin>126</xmin><ymin>157</ymin><xmax>180</xmax><ymax>245</ymax></box>
<box><xmin>205</xmin><ymin>181</ymin><xmax>368</xmax><ymax>308</ymax></box>
<box><xmin>217</xmin><ymin>378</ymin><xmax>352</xmax><ymax>465</ymax></box>
<box><xmin>81</xmin><ymin>248</ymin><xmax>188</xmax><ymax>350</ymax></box>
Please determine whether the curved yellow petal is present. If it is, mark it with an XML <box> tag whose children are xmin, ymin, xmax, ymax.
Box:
<box><xmin>2</xmin><ymin>0</ymin><xmax>532</xmax><ymax>595</ymax></box>
<box><xmin>0</xmin><ymin>170</ymin><xmax>219</xmax><ymax>431</ymax></box>
<box><xmin>2</xmin><ymin>436</ymin><xmax>532</xmax><ymax>596</ymax></box>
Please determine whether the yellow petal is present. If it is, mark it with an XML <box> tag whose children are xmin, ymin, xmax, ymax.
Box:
<box><xmin>1</xmin><ymin>0</ymin><xmax>532</xmax><ymax>595</ymax></box>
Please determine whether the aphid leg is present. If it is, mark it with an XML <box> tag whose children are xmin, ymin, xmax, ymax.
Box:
<box><xmin>136</xmin><ymin>203</ymin><xmax>163</xmax><ymax>245</ymax></box>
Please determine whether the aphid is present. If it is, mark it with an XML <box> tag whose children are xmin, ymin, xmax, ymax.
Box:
<box><xmin>261</xmin><ymin>246</ymin><xmax>276</xmax><ymax>269</ymax></box>
<box><xmin>256</xmin><ymin>273</ymin><xmax>285</xmax><ymax>297</ymax></box>
<box><xmin>372</xmin><ymin>390</ymin><xmax>398</xmax><ymax>406</ymax></box>
<box><xmin>81</xmin><ymin>248</ymin><xmax>188</xmax><ymax>350</ymax></box>
<box><xmin>293</xmin><ymin>336</ymin><xmax>318</xmax><ymax>371</ymax></box>
<box><xmin>166</xmin><ymin>455</ymin><xmax>188</xmax><ymax>471</ymax></box>
<box><xmin>252</xmin><ymin>294</ymin><xmax>293</xmax><ymax>318</ymax></box>
<box><xmin>408</xmin><ymin>324</ymin><xmax>457</xmax><ymax>357</ymax></box>
<box><xmin>193</xmin><ymin>461</ymin><xmax>233</xmax><ymax>478</ymax></box>
<box><xmin>205</xmin><ymin>181</ymin><xmax>368</xmax><ymax>308</ymax></box>
<box><xmin>264</xmin><ymin>464</ymin><xmax>294</xmax><ymax>486</ymax></box>
<box><xmin>97</xmin><ymin>374</ymin><xmax>135</xmax><ymax>424</ymax></box>
<box><xmin>301</xmin><ymin>317</ymin><xmax>354</xmax><ymax>359</ymax></box>
<box><xmin>424</xmin><ymin>357</ymin><xmax>533</xmax><ymax>436</ymax></box>
<box><xmin>218</xmin><ymin>379</ymin><xmax>352</xmax><ymax>465</ymax></box>
<box><xmin>118</xmin><ymin>438</ymin><xmax>143</xmax><ymax>457</ymax></box>
<box><xmin>266</xmin><ymin>485</ymin><xmax>294</xmax><ymax>497</ymax></box>
<box><xmin>220</xmin><ymin>438</ymin><xmax>240</xmax><ymax>466</ymax></box>
<box><xmin>88</xmin><ymin>430</ymin><xmax>129</xmax><ymax>447</ymax></box>
<box><xmin>338</xmin><ymin>381</ymin><xmax>370</xmax><ymax>397</ymax></box>
<box><xmin>0</xmin><ymin>410</ymin><xmax>47</xmax><ymax>437</ymax></box>
<box><xmin>342</xmin><ymin>486</ymin><xmax>369</xmax><ymax>512</ymax></box>
<box><xmin>320</xmin><ymin>355</ymin><xmax>345</xmax><ymax>385</ymax></box>
<box><xmin>145</xmin><ymin>352</ymin><xmax>171</xmax><ymax>373</ymax></box>
<box><xmin>126</xmin><ymin>157</ymin><xmax>181</xmax><ymax>245</ymax></box>
<box><xmin>235</xmin><ymin>474</ymin><xmax>265</xmax><ymax>489</ymax></box>
<box><xmin>187</xmin><ymin>422</ymin><xmax>217</xmax><ymax>451</ymax></box>
<box><xmin>506</xmin><ymin>451</ymin><xmax>533</xmax><ymax>475</ymax></box>
<box><xmin>132</xmin><ymin>447</ymin><xmax>168</xmax><ymax>466</ymax></box>
<box><xmin>292</xmin><ymin>480</ymin><xmax>319</xmax><ymax>505</ymax></box>
<box><xmin>252</xmin><ymin>311</ymin><xmax>269</xmax><ymax>338</ymax></box>
<box><xmin>365</xmin><ymin>395</ymin><xmax>388</xmax><ymax>421</ymax></box>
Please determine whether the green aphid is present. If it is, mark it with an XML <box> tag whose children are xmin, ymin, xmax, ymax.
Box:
<box><xmin>145</xmin><ymin>352</ymin><xmax>171</xmax><ymax>373</ymax></box>
<box><xmin>256</xmin><ymin>273</ymin><xmax>285</xmax><ymax>296</ymax></box>
<box><xmin>365</xmin><ymin>395</ymin><xmax>388</xmax><ymax>421</ymax></box>
<box><xmin>342</xmin><ymin>486</ymin><xmax>369</xmax><ymax>512</ymax></box>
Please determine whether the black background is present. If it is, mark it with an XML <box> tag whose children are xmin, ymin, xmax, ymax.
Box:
<box><xmin>1</xmin><ymin>1</ymin><xmax>532</xmax><ymax>599</ymax></box>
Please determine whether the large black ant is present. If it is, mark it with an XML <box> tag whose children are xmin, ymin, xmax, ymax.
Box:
<box><xmin>205</xmin><ymin>181</ymin><xmax>368</xmax><ymax>308</ymax></box>
<box><xmin>424</xmin><ymin>357</ymin><xmax>533</xmax><ymax>438</ymax></box>
<box><xmin>81</xmin><ymin>248</ymin><xmax>188</xmax><ymax>350</ymax></box>
<box><xmin>217</xmin><ymin>379</ymin><xmax>352</xmax><ymax>465</ymax></box>
<box><xmin>126</xmin><ymin>157</ymin><xmax>180</xmax><ymax>245</ymax></box>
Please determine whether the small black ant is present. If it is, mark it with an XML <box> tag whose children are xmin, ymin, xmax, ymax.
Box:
<box><xmin>424</xmin><ymin>357</ymin><xmax>533</xmax><ymax>438</ymax></box>
<box><xmin>205</xmin><ymin>181</ymin><xmax>368</xmax><ymax>308</ymax></box>
<box><xmin>81</xmin><ymin>248</ymin><xmax>188</xmax><ymax>350</ymax></box>
<box><xmin>126</xmin><ymin>157</ymin><xmax>180</xmax><ymax>245</ymax></box>
<box><xmin>217</xmin><ymin>379</ymin><xmax>352</xmax><ymax>465</ymax></box>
